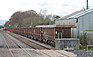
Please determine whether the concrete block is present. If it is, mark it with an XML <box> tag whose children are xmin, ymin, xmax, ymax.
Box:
<box><xmin>55</xmin><ymin>38</ymin><xmax>80</xmax><ymax>50</ymax></box>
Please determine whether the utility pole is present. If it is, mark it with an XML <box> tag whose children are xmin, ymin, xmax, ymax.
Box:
<box><xmin>86</xmin><ymin>0</ymin><xmax>88</xmax><ymax>9</ymax></box>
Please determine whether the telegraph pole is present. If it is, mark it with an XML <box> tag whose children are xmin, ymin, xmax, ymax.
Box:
<box><xmin>86</xmin><ymin>0</ymin><xmax>88</xmax><ymax>9</ymax></box>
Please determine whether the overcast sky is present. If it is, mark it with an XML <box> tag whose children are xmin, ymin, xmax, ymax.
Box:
<box><xmin>0</xmin><ymin>0</ymin><xmax>93</xmax><ymax>25</ymax></box>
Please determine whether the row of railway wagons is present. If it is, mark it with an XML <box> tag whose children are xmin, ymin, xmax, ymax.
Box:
<box><xmin>7</xmin><ymin>26</ymin><xmax>71</xmax><ymax>46</ymax></box>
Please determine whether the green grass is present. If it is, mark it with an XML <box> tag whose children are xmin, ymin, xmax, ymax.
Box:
<box><xmin>85</xmin><ymin>30</ymin><xmax>93</xmax><ymax>32</ymax></box>
<box><xmin>79</xmin><ymin>48</ymin><xmax>93</xmax><ymax>52</ymax></box>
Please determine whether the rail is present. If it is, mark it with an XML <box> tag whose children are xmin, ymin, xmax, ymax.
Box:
<box><xmin>3</xmin><ymin>33</ymin><xmax>15</xmax><ymax>57</ymax></box>
<box><xmin>3</xmin><ymin>32</ymin><xmax>32</xmax><ymax>57</ymax></box>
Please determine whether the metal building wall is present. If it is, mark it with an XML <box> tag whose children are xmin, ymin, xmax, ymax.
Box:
<box><xmin>77</xmin><ymin>11</ymin><xmax>93</xmax><ymax>36</ymax></box>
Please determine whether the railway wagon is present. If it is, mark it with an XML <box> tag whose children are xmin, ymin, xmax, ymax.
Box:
<box><xmin>40</xmin><ymin>27</ymin><xmax>71</xmax><ymax>45</ymax></box>
<box><xmin>32</xmin><ymin>27</ymin><xmax>42</xmax><ymax>41</ymax></box>
<box><xmin>7</xmin><ymin>26</ymin><xmax>71</xmax><ymax>46</ymax></box>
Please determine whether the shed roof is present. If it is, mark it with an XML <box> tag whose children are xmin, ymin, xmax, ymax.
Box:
<box><xmin>56</xmin><ymin>8</ymin><xmax>93</xmax><ymax>21</ymax></box>
<box><xmin>56</xmin><ymin>9</ymin><xmax>85</xmax><ymax>21</ymax></box>
<box><xmin>62</xmin><ymin>9</ymin><xmax>85</xmax><ymax>19</ymax></box>
<box><xmin>68</xmin><ymin>8</ymin><xmax>93</xmax><ymax>19</ymax></box>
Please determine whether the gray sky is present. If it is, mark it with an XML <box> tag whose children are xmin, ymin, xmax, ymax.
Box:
<box><xmin>0</xmin><ymin>0</ymin><xmax>93</xmax><ymax>25</ymax></box>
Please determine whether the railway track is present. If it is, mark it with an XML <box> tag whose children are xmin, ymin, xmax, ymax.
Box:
<box><xmin>2</xmin><ymin>32</ymin><xmax>32</xmax><ymax>57</ymax></box>
<box><xmin>0</xmin><ymin>31</ymin><xmax>76</xmax><ymax>57</ymax></box>
<box><xmin>3</xmin><ymin>33</ymin><xmax>14</xmax><ymax>57</ymax></box>
<box><xmin>7</xmin><ymin>31</ymin><xmax>55</xmax><ymax>49</ymax></box>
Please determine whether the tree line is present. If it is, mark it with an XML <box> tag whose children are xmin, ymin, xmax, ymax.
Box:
<box><xmin>4</xmin><ymin>10</ymin><xmax>60</xmax><ymax>28</ymax></box>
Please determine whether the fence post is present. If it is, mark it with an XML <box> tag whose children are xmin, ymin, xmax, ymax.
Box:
<box><xmin>61</xmin><ymin>33</ymin><xmax>62</xmax><ymax>38</ymax></box>
<box><xmin>58</xmin><ymin>33</ymin><xmax>59</xmax><ymax>38</ymax></box>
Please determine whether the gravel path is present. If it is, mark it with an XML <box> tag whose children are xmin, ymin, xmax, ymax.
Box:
<box><xmin>72</xmin><ymin>50</ymin><xmax>93</xmax><ymax>57</ymax></box>
<box><xmin>0</xmin><ymin>33</ymin><xmax>7</xmax><ymax>48</ymax></box>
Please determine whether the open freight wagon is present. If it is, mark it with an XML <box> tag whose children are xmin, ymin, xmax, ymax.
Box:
<box><xmin>6</xmin><ymin>25</ymin><xmax>72</xmax><ymax>46</ymax></box>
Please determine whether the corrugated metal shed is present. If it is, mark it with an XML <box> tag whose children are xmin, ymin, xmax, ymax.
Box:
<box><xmin>55</xmin><ymin>8</ymin><xmax>93</xmax><ymax>37</ymax></box>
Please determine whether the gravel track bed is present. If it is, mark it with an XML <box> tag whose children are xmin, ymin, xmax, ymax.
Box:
<box><xmin>0</xmin><ymin>48</ymin><xmax>12</xmax><ymax>57</ymax></box>
<box><xmin>0</xmin><ymin>33</ymin><xmax>7</xmax><ymax>48</ymax></box>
